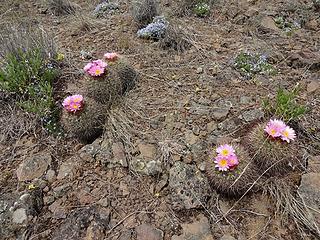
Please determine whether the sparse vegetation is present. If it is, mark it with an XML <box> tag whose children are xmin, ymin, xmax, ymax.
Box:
<box><xmin>262</xmin><ymin>85</ymin><xmax>307</xmax><ymax>122</ymax></box>
<box><xmin>0</xmin><ymin>26</ymin><xmax>61</xmax><ymax>133</ymax></box>
<box><xmin>234</xmin><ymin>51</ymin><xmax>277</xmax><ymax>79</ymax></box>
<box><xmin>193</xmin><ymin>2</ymin><xmax>210</xmax><ymax>17</ymax></box>
<box><xmin>274</xmin><ymin>16</ymin><xmax>301</xmax><ymax>35</ymax></box>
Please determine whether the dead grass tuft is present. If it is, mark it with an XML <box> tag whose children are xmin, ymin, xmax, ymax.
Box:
<box><xmin>131</xmin><ymin>0</ymin><xmax>159</xmax><ymax>28</ymax></box>
<box><xmin>69</xmin><ymin>13</ymin><xmax>99</xmax><ymax>33</ymax></box>
<box><xmin>0</xmin><ymin>99</ymin><xmax>38</xmax><ymax>144</ymax></box>
<box><xmin>263</xmin><ymin>178</ymin><xmax>320</xmax><ymax>238</ymax></box>
<box><xmin>160</xmin><ymin>23</ymin><xmax>192</xmax><ymax>52</ymax></box>
<box><xmin>0</xmin><ymin>25</ymin><xmax>56</xmax><ymax>63</ymax></box>
<box><xmin>47</xmin><ymin>0</ymin><xmax>76</xmax><ymax>16</ymax></box>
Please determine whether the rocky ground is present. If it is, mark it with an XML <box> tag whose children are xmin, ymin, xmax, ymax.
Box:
<box><xmin>0</xmin><ymin>0</ymin><xmax>320</xmax><ymax>239</ymax></box>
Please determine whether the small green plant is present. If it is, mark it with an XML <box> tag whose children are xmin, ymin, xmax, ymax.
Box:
<box><xmin>193</xmin><ymin>2</ymin><xmax>210</xmax><ymax>17</ymax></box>
<box><xmin>234</xmin><ymin>52</ymin><xmax>277</xmax><ymax>79</ymax></box>
<box><xmin>0</xmin><ymin>48</ymin><xmax>58</xmax><ymax>116</ymax></box>
<box><xmin>274</xmin><ymin>16</ymin><xmax>301</xmax><ymax>36</ymax></box>
<box><xmin>262</xmin><ymin>85</ymin><xmax>307</xmax><ymax>122</ymax></box>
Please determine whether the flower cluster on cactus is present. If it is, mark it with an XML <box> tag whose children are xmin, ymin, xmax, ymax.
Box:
<box><xmin>62</xmin><ymin>95</ymin><xmax>84</xmax><ymax>113</ymax></box>
<box><xmin>104</xmin><ymin>52</ymin><xmax>119</xmax><ymax>62</ymax></box>
<box><xmin>214</xmin><ymin>144</ymin><xmax>239</xmax><ymax>171</ymax></box>
<box><xmin>264</xmin><ymin>119</ymin><xmax>296</xmax><ymax>143</ymax></box>
<box><xmin>84</xmin><ymin>59</ymin><xmax>108</xmax><ymax>76</ymax></box>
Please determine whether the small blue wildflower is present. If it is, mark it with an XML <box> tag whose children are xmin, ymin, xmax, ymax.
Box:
<box><xmin>137</xmin><ymin>16</ymin><xmax>168</xmax><ymax>40</ymax></box>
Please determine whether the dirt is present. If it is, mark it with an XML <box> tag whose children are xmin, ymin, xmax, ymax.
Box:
<box><xmin>0</xmin><ymin>0</ymin><xmax>320</xmax><ymax>239</ymax></box>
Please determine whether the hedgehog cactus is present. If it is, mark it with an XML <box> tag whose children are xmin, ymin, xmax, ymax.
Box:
<box><xmin>205</xmin><ymin>144</ymin><xmax>259</xmax><ymax>196</ymax></box>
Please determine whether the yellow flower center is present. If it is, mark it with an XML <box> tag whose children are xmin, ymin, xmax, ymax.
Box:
<box><xmin>95</xmin><ymin>69</ymin><xmax>101</xmax><ymax>75</ymax></box>
<box><xmin>271</xmin><ymin>129</ymin><xmax>276</xmax><ymax>135</ymax></box>
<box><xmin>220</xmin><ymin>159</ymin><xmax>228</xmax><ymax>167</ymax></box>
<box><xmin>221</xmin><ymin>149</ymin><xmax>229</xmax><ymax>156</ymax></box>
<box><xmin>72</xmin><ymin>105</ymin><xmax>79</xmax><ymax>109</ymax></box>
<box><xmin>283</xmin><ymin>130</ymin><xmax>289</xmax><ymax>137</ymax></box>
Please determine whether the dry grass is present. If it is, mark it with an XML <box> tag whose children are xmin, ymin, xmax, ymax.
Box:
<box><xmin>0</xmin><ymin>25</ymin><xmax>56</xmax><ymax>63</ymax></box>
<box><xmin>263</xmin><ymin>178</ymin><xmax>320</xmax><ymax>238</ymax></box>
<box><xmin>47</xmin><ymin>0</ymin><xmax>76</xmax><ymax>16</ymax></box>
<box><xmin>160</xmin><ymin>22</ymin><xmax>192</xmax><ymax>52</ymax></box>
<box><xmin>131</xmin><ymin>0</ymin><xmax>159</xmax><ymax>28</ymax></box>
<box><xmin>68</xmin><ymin>13</ymin><xmax>100</xmax><ymax>33</ymax></box>
<box><xmin>0</xmin><ymin>99</ymin><xmax>38</xmax><ymax>144</ymax></box>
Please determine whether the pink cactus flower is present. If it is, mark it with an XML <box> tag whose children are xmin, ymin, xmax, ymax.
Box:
<box><xmin>227</xmin><ymin>154</ymin><xmax>239</xmax><ymax>168</ymax></box>
<box><xmin>87</xmin><ymin>65</ymin><xmax>105</xmax><ymax>76</ymax></box>
<box><xmin>281</xmin><ymin>126</ymin><xmax>296</xmax><ymax>143</ymax></box>
<box><xmin>264</xmin><ymin>119</ymin><xmax>286</xmax><ymax>138</ymax></box>
<box><xmin>214</xmin><ymin>155</ymin><xmax>230</xmax><ymax>171</ymax></box>
<box><xmin>92</xmin><ymin>59</ymin><xmax>108</xmax><ymax>68</ymax></box>
<box><xmin>62</xmin><ymin>95</ymin><xmax>84</xmax><ymax>113</ymax></box>
<box><xmin>84</xmin><ymin>59</ymin><xmax>107</xmax><ymax>76</ymax></box>
<box><xmin>104</xmin><ymin>52</ymin><xmax>119</xmax><ymax>62</ymax></box>
<box><xmin>216</xmin><ymin>144</ymin><xmax>235</xmax><ymax>157</ymax></box>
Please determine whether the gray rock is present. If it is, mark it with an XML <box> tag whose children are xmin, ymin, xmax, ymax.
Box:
<box><xmin>80</xmin><ymin>50</ymin><xmax>93</xmax><ymax>60</ymax></box>
<box><xmin>131</xmin><ymin>158</ymin><xmax>162</xmax><ymax>176</ymax></box>
<box><xmin>130</xmin><ymin>143</ymin><xmax>162</xmax><ymax>175</ymax></box>
<box><xmin>16</xmin><ymin>152</ymin><xmax>52</xmax><ymax>181</ymax></box>
<box><xmin>53</xmin><ymin>183</ymin><xmax>72</xmax><ymax>198</ymax></box>
<box><xmin>172</xmin><ymin>214</ymin><xmax>213</xmax><ymax>240</ymax></box>
<box><xmin>211</xmin><ymin>99</ymin><xmax>232</xmax><ymax>121</ymax></box>
<box><xmin>189</xmin><ymin>102</ymin><xmax>211</xmax><ymax>115</ymax></box>
<box><xmin>0</xmin><ymin>190</ymin><xmax>43</xmax><ymax>239</ymax></box>
<box><xmin>57</xmin><ymin>156</ymin><xmax>81</xmax><ymax>180</ymax></box>
<box><xmin>49</xmin><ymin>198</ymin><xmax>67</xmax><ymax>219</ymax></box>
<box><xmin>12</xmin><ymin>208</ymin><xmax>27</xmax><ymax>224</ymax></box>
<box><xmin>239</xmin><ymin>109</ymin><xmax>264</xmax><ymax>122</ymax></box>
<box><xmin>298</xmin><ymin>173</ymin><xmax>320</xmax><ymax>228</ymax></box>
<box><xmin>212</xmin><ymin>108</ymin><xmax>230</xmax><ymax>121</ymax></box>
<box><xmin>46</xmin><ymin>169</ymin><xmax>56</xmax><ymax>183</ymax></box>
<box><xmin>196</xmin><ymin>67</ymin><xmax>204</xmax><ymax>74</ymax></box>
<box><xmin>97</xmin><ymin>140</ymin><xmax>128</xmax><ymax>168</ymax></box>
<box><xmin>0</xmin><ymin>194</ymin><xmax>17</xmax><ymax>239</ymax></box>
<box><xmin>260</xmin><ymin>16</ymin><xmax>279</xmax><ymax>32</ymax></box>
<box><xmin>51</xmin><ymin>206</ymin><xmax>110</xmax><ymax>240</ymax></box>
<box><xmin>168</xmin><ymin>162</ymin><xmax>211</xmax><ymax>210</ymax></box>
<box><xmin>136</xmin><ymin>223</ymin><xmax>164</xmax><ymax>240</ymax></box>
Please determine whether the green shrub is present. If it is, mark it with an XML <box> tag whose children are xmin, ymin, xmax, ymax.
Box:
<box><xmin>0</xmin><ymin>48</ymin><xmax>58</xmax><ymax>116</ymax></box>
<box><xmin>0</xmin><ymin>26</ymin><xmax>61</xmax><ymax>134</ymax></box>
<box><xmin>262</xmin><ymin>85</ymin><xmax>307</xmax><ymax>122</ymax></box>
<box><xmin>273</xmin><ymin>16</ymin><xmax>301</xmax><ymax>36</ymax></box>
<box><xmin>193</xmin><ymin>2</ymin><xmax>210</xmax><ymax>17</ymax></box>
